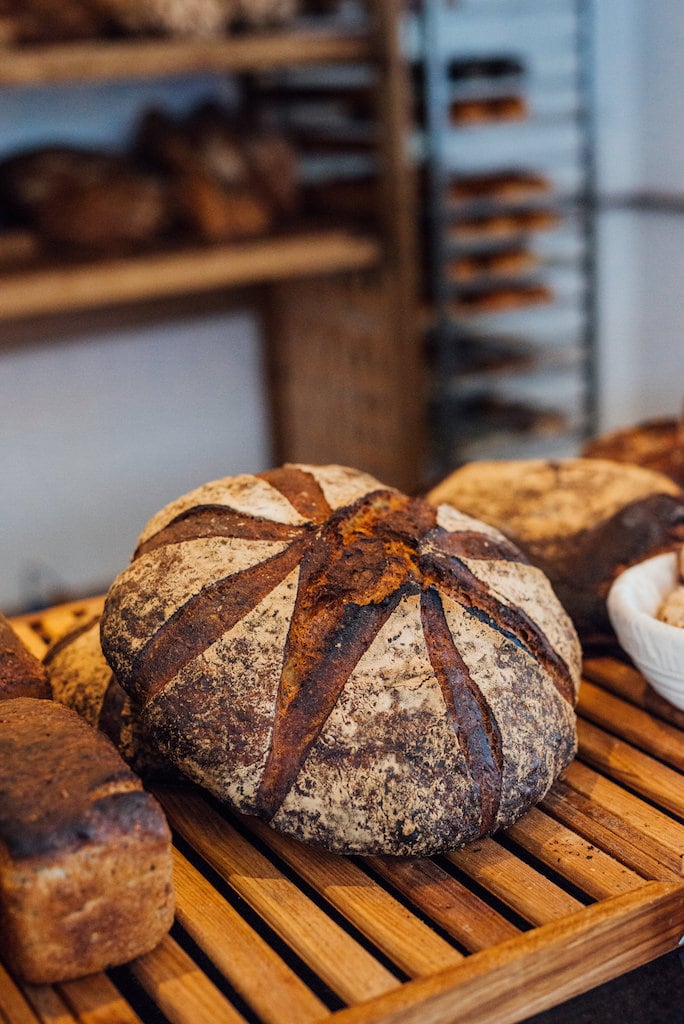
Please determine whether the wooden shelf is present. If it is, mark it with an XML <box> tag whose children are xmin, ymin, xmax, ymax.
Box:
<box><xmin>0</xmin><ymin>29</ymin><xmax>374</xmax><ymax>86</ymax></box>
<box><xmin>0</xmin><ymin>230</ymin><xmax>381</xmax><ymax>321</ymax></box>
<box><xmin>0</xmin><ymin>1</ymin><xmax>426</xmax><ymax>490</ymax></box>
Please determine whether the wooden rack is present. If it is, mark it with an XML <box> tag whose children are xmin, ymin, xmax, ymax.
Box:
<box><xmin>0</xmin><ymin>4</ymin><xmax>424</xmax><ymax>493</ymax></box>
<box><xmin>3</xmin><ymin>596</ymin><xmax>684</xmax><ymax>1024</ymax></box>
<box><xmin>0</xmin><ymin>232</ymin><xmax>381</xmax><ymax>321</ymax></box>
<box><xmin>0</xmin><ymin>29</ymin><xmax>373</xmax><ymax>85</ymax></box>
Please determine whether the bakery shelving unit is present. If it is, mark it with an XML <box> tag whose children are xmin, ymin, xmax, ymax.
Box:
<box><xmin>0</xmin><ymin>2</ymin><xmax>424</xmax><ymax>493</ymax></box>
<box><xmin>407</xmin><ymin>0</ymin><xmax>598</xmax><ymax>479</ymax></box>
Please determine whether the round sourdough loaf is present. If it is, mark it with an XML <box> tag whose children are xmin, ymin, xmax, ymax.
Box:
<box><xmin>428</xmin><ymin>458</ymin><xmax>684</xmax><ymax>646</ymax></box>
<box><xmin>100</xmin><ymin>464</ymin><xmax>581</xmax><ymax>855</ymax></box>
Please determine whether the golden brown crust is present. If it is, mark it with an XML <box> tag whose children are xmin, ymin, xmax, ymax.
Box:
<box><xmin>582</xmin><ymin>417</ymin><xmax>684</xmax><ymax>489</ymax></box>
<box><xmin>101</xmin><ymin>464</ymin><xmax>581</xmax><ymax>856</ymax></box>
<box><xmin>0</xmin><ymin>614</ymin><xmax>51</xmax><ymax>701</ymax></box>
<box><xmin>0</xmin><ymin>698</ymin><xmax>174</xmax><ymax>984</ymax></box>
<box><xmin>44</xmin><ymin>617</ymin><xmax>177</xmax><ymax>780</ymax></box>
<box><xmin>427</xmin><ymin>458</ymin><xmax>684</xmax><ymax>643</ymax></box>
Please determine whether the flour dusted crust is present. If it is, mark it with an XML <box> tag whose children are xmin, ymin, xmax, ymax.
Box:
<box><xmin>44</xmin><ymin>616</ymin><xmax>176</xmax><ymax>780</ymax></box>
<box><xmin>101</xmin><ymin>463</ymin><xmax>581</xmax><ymax>856</ymax></box>
<box><xmin>583</xmin><ymin>417</ymin><xmax>684</xmax><ymax>489</ymax></box>
<box><xmin>428</xmin><ymin>458</ymin><xmax>684</xmax><ymax>644</ymax></box>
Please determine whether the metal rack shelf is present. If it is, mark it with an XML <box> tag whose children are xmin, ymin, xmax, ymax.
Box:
<box><xmin>414</xmin><ymin>0</ymin><xmax>597</xmax><ymax>475</ymax></box>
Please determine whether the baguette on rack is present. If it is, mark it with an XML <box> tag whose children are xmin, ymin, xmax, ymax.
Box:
<box><xmin>100</xmin><ymin>463</ymin><xmax>581</xmax><ymax>856</ymax></box>
<box><xmin>0</xmin><ymin>697</ymin><xmax>174</xmax><ymax>984</ymax></box>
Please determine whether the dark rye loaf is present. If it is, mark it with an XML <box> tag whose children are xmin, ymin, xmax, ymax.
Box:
<box><xmin>100</xmin><ymin>463</ymin><xmax>581</xmax><ymax>856</ymax></box>
<box><xmin>0</xmin><ymin>698</ymin><xmax>174</xmax><ymax>984</ymax></box>
<box><xmin>428</xmin><ymin>457</ymin><xmax>684</xmax><ymax>645</ymax></box>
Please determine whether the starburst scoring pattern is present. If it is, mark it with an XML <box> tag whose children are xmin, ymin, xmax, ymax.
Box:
<box><xmin>101</xmin><ymin>464</ymin><xmax>581</xmax><ymax>856</ymax></box>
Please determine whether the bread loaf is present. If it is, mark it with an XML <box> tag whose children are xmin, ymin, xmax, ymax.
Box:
<box><xmin>428</xmin><ymin>458</ymin><xmax>684</xmax><ymax>645</ymax></box>
<box><xmin>0</xmin><ymin>614</ymin><xmax>51</xmax><ymax>700</ymax></box>
<box><xmin>0</xmin><ymin>698</ymin><xmax>174</xmax><ymax>984</ymax></box>
<box><xmin>44</xmin><ymin>615</ymin><xmax>177</xmax><ymax>780</ymax></box>
<box><xmin>658</xmin><ymin>545</ymin><xmax>684</xmax><ymax>627</ymax></box>
<box><xmin>582</xmin><ymin>417</ymin><xmax>684</xmax><ymax>489</ymax></box>
<box><xmin>100</xmin><ymin>463</ymin><xmax>581</xmax><ymax>856</ymax></box>
<box><xmin>0</xmin><ymin>146</ymin><xmax>168</xmax><ymax>252</ymax></box>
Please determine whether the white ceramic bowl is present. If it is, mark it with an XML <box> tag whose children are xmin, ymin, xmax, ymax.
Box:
<box><xmin>607</xmin><ymin>552</ymin><xmax>684</xmax><ymax>711</ymax></box>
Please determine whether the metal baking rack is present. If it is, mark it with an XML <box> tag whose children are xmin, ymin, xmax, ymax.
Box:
<box><xmin>408</xmin><ymin>0</ymin><xmax>597</xmax><ymax>477</ymax></box>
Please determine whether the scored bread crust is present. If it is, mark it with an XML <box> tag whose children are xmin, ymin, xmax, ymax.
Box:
<box><xmin>101</xmin><ymin>463</ymin><xmax>581</xmax><ymax>856</ymax></box>
<box><xmin>427</xmin><ymin>458</ymin><xmax>684</xmax><ymax>644</ymax></box>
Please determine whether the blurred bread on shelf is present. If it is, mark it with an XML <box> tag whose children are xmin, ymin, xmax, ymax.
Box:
<box><xmin>0</xmin><ymin>146</ymin><xmax>169</xmax><ymax>253</ymax></box>
<box><xmin>450</xmin><ymin>95</ymin><xmax>527</xmax><ymax>125</ymax></box>
<box><xmin>448</xmin><ymin>170</ymin><xmax>551</xmax><ymax>206</ymax></box>
<box><xmin>447</xmin><ymin>248</ymin><xmax>539</xmax><ymax>282</ymax></box>
<box><xmin>0</xmin><ymin>0</ymin><xmax>107</xmax><ymax>43</ymax></box>
<box><xmin>452</xmin><ymin>283</ymin><xmax>553</xmax><ymax>314</ymax></box>
<box><xmin>135</xmin><ymin>101</ymin><xmax>300</xmax><ymax>238</ymax></box>
<box><xmin>449</xmin><ymin>208</ymin><xmax>560</xmax><ymax>243</ymax></box>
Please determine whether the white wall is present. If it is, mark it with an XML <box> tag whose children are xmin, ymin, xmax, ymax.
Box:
<box><xmin>592</xmin><ymin>0</ymin><xmax>684</xmax><ymax>431</ymax></box>
<box><xmin>0</xmin><ymin>308</ymin><xmax>271</xmax><ymax>613</ymax></box>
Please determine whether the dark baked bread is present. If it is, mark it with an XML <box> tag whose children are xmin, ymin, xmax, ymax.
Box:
<box><xmin>0</xmin><ymin>614</ymin><xmax>51</xmax><ymax>700</ymax></box>
<box><xmin>0</xmin><ymin>146</ymin><xmax>168</xmax><ymax>252</ymax></box>
<box><xmin>44</xmin><ymin>615</ymin><xmax>177</xmax><ymax>780</ymax></box>
<box><xmin>100</xmin><ymin>463</ymin><xmax>581</xmax><ymax>856</ymax></box>
<box><xmin>428</xmin><ymin>458</ymin><xmax>684</xmax><ymax>645</ymax></box>
<box><xmin>0</xmin><ymin>697</ymin><xmax>174</xmax><ymax>984</ymax></box>
<box><xmin>582</xmin><ymin>417</ymin><xmax>684</xmax><ymax>489</ymax></box>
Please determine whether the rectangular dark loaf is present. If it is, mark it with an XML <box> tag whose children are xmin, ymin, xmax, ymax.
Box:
<box><xmin>0</xmin><ymin>697</ymin><xmax>174</xmax><ymax>984</ymax></box>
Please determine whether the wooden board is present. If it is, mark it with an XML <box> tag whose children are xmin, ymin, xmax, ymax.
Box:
<box><xmin>0</xmin><ymin>30</ymin><xmax>373</xmax><ymax>86</ymax></box>
<box><xmin>3</xmin><ymin>597</ymin><xmax>684</xmax><ymax>1024</ymax></box>
<box><xmin>0</xmin><ymin>231</ymin><xmax>381</xmax><ymax>322</ymax></box>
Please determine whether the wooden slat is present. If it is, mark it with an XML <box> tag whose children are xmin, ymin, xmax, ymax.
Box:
<box><xmin>578</xmin><ymin>679</ymin><xmax>684</xmax><ymax>770</ymax></box>
<box><xmin>577</xmin><ymin>717</ymin><xmax>684</xmax><ymax>819</ymax></box>
<box><xmin>0</xmin><ymin>31</ymin><xmax>373</xmax><ymax>86</ymax></box>
<box><xmin>5</xmin><ymin>601</ymin><xmax>684</xmax><ymax>1024</ymax></box>
<box><xmin>15</xmin><ymin>985</ymin><xmax>76</xmax><ymax>1024</ymax></box>
<box><xmin>241</xmin><ymin>816</ymin><xmax>462</xmax><ymax>978</ymax></box>
<box><xmin>170</xmin><ymin>852</ymin><xmax>324</xmax><ymax>1024</ymax></box>
<box><xmin>366</xmin><ymin>857</ymin><xmax>520</xmax><ymax>953</ymax></box>
<box><xmin>583</xmin><ymin>656</ymin><xmax>684</xmax><ymax>729</ymax></box>
<box><xmin>446</xmin><ymin>837</ymin><xmax>584</xmax><ymax>926</ymax></box>
<box><xmin>326</xmin><ymin>883</ymin><xmax>684</xmax><ymax>1024</ymax></box>
<box><xmin>0</xmin><ymin>233</ymin><xmax>380</xmax><ymax>322</ymax></box>
<box><xmin>0</xmin><ymin>962</ymin><xmax>41</xmax><ymax>1024</ymax></box>
<box><xmin>131</xmin><ymin>935</ymin><xmax>247</xmax><ymax>1024</ymax></box>
<box><xmin>158</xmin><ymin>788</ymin><xmax>400</xmax><ymax>1005</ymax></box>
<box><xmin>541</xmin><ymin>779</ymin><xmax>682</xmax><ymax>884</ymax></box>
<box><xmin>56</xmin><ymin>974</ymin><xmax>142</xmax><ymax>1024</ymax></box>
<box><xmin>562</xmin><ymin>760</ymin><xmax>684</xmax><ymax>876</ymax></box>
<box><xmin>505</xmin><ymin>807</ymin><xmax>645</xmax><ymax>901</ymax></box>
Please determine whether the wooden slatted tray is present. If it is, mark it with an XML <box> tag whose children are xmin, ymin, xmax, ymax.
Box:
<box><xmin>3</xmin><ymin>597</ymin><xmax>684</xmax><ymax>1024</ymax></box>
